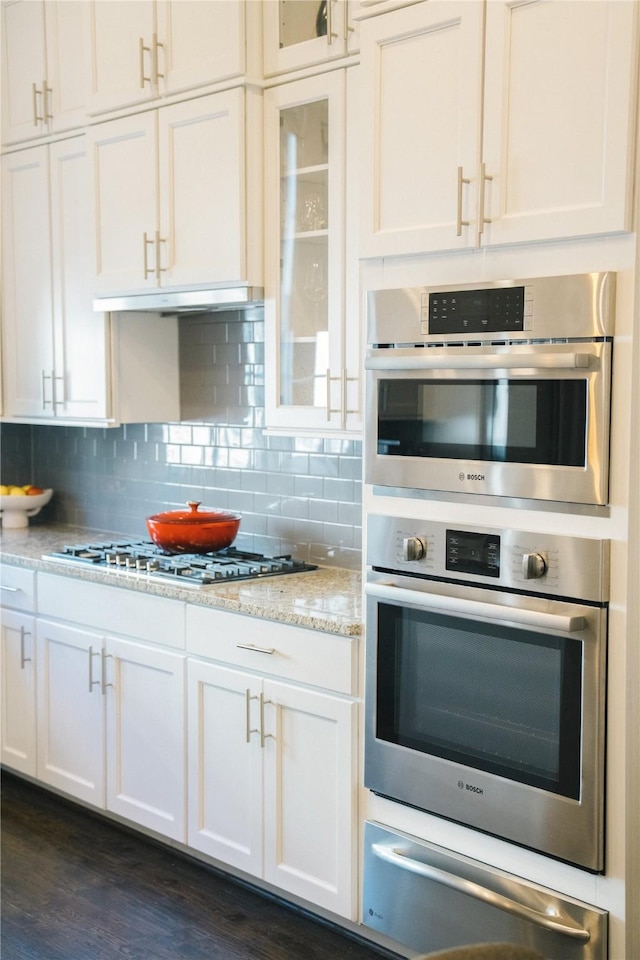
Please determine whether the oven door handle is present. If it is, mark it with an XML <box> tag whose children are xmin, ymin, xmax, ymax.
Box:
<box><xmin>365</xmin><ymin>582</ymin><xmax>586</xmax><ymax>632</ymax></box>
<box><xmin>371</xmin><ymin>843</ymin><xmax>591</xmax><ymax>941</ymax></box>
<box><xmin>364</xmin><ymin>352</ymin><xmax>592</xmax><ymax>371</ymax></box>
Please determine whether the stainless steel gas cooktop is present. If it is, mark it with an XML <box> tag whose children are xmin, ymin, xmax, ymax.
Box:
<box><xmin>43</xmin><ymin>540</ymin><xmax>317</xmax><ymax>587</ymax></box>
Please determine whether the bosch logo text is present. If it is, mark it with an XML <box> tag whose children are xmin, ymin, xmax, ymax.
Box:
<box><xmin>459</xmin><ymin>473</ymin><xmax>485</xmax><ymax>482</ymax></box>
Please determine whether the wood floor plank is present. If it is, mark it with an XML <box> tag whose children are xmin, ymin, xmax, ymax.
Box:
<box><xmin>1</xmin><ymin>773</ymin><xmax>395</xmax><ymax>960</ymax></box>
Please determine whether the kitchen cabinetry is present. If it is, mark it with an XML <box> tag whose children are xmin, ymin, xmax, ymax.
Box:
<box><xmin>1</xmin><ymin>0</ymin><xmax>90</xmax><ymax>145</ymax></box>
<box><xmin>90</xmin><ymin>88</ymin><xmax>261</xmax><ymax>296</ymax></box>
<box><xmin>263</xmin><ymin>0</ymin><xmax>360</xmax><ymax>76</ymax></box>
<box><xmin>264</xmin><ymin>68</ymin><xmax>361</xmax><ymax>433</ymax></box>
<box><xmin>359</xmin><ymin>0</ymin><xmax>638</xmax><ymax>258</ymax></box>
<box><xmin>0</xmin><ymin>567</ymin><xmax>37</xmax><ymax>776</ymax></box>
<box><xmin>186</xmin><ymin>605</ymin><xmax>357</xmax><ymax>919</ymax></box>
<box><xmin>1</xmin><ymin>139</ymin><xmax>180</xmax><ymax>426</ymax></box>
<box><xmin>35</xmin><ymin>574</ymin><xmax>186</xmax><ymax>841</ymax></box>
<box><xmin>88</xmin><ymin>0</ymin><xmax>246</xmax><ymax>116</ymax></box>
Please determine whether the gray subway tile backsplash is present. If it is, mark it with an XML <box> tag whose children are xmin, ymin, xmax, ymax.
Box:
<box><xmin>1</xmin><ymin>310</ymin><xmax>362</xmax><ymax>569</ymax></box>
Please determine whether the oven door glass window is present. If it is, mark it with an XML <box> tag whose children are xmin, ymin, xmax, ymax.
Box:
<box><xmin>376</xmin><ymin>603</ymin><xmax>582</xmax><ymax>798</ymax></box>
<box><xmin>376</xmin><ymin>378</ymin><xmax>587</xmax><ymax>466</ymax></box>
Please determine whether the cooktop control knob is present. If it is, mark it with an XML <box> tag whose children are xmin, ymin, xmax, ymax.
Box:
<box><xmin>402</xmin><ymin>536</ymin><xmax>426</xmax><ymax>562</ymax></box>
<box><xmin>522</xmin><ymin>552</ymin><xmax>547</xmax><ymax>580</ymax></box>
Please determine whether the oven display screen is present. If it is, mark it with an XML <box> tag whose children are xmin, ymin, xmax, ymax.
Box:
<box><xmin>446</xmin><ymin>530</ymin><xmax>500</xmax><ymax>577</ymax></box>
<box><xmin>429</xmin><ymin>287</ymin><xmax>525</xmax><ymax>334</ymax></box>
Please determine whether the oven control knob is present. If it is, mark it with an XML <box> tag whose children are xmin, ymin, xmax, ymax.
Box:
<box><xmin>522</xmin><ymin>552</ymin><xmax>547</xmax><ymax>580</ymax></box>
<box><xmin>402</xmin><ymin>536</ymin><xmax>426</xmax><ymax>562</ymax></box>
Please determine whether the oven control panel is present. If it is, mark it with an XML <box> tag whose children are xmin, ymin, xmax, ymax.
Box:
<box><xmin>368</xmin><ymin>514</ymin><xmax>609</xmax><ymax>603</ymax></box>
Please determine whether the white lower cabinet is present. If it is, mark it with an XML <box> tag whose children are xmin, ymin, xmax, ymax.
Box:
<box><xmin>36</xmin><ymin>618</ymin><xmax>186</xmax><ymax>840</ymax></box>
<box><xmin>186</xmin><ymin>606</ymin><xmax>358</xmax><ymax>919</ymax></box>
<box><xmin>0</xmin><ymin>609</ymin><xmax>37</xmax><ymax>776</ymax></box>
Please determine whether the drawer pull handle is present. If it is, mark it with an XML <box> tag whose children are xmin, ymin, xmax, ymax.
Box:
<box><xmin>0</xmin><ymin>585</ymin><xmax>21</xmax><ymax>593</ymax></box>
<box><xmin>88</xmin><ymin>646</ymin><xmax>101</xmax><ymax>692</ymax></box>
<box><xmin>236</xmin><ymin>642</ymin><xmax>275</xmax><ymax>655</ymax></box>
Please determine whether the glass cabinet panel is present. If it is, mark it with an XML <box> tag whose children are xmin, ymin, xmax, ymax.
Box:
<box><xmin>279</xmin><ymin>100</ymin><xmax>329</xmax><ymax>408</ymax></box>
<box><xmin>279</xmin><ymin>0</ymin><xmax>328</xmax><ymax>50</ymax></box>
<box><xmin>264</xmin><ymin>70</ymin><xmax>349</xmax><ymax>432</ymax></box>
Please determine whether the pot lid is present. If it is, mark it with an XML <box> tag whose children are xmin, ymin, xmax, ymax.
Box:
<box><xmin>147</xmin><ymin>501</ymin><xmax>241</xmax><ymax>524</ymax></box>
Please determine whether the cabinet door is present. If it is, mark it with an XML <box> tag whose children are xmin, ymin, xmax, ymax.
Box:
<box><xmin>158</xmin><ymin>91</ymin><xmax>247</xmax><ymax>288</ymax></box>
<box><xmin>359</xmin><ymin>0</ymin><xmax>483</xmax><ymax>257</ymax></box>
<box><xmin>89</xmin><ymin>0</ymin><xmax>156</xmax><ymax>114</ymax></box>
<box><xmin>187</xmin><ymin>660</ymin><xmax>263</xmax><ymax>875</ymax></box>
<box><xmin>1</xmin><ymin>145</ymin><xmax>56</xmax><ymax>418</ymax></box>
<box><xmin>105</xmin><ymin>637</ymin><xmax>185</xmax><ymax>841</ymax></box>
<box><xmin>90</xmin><ymin>111</ymin><xmax>159</xmax><ymax>294</ymax></box>
<box><xmin>36</xmin><ymin>619</ymin><xmax>106</xmax><ymax>807</ymax></box>
<box><xmin>481</xmin><ymin>0</ymin><xmax>637</xmax><ymax>245</ymax></box>
<box><xmin>49</xmin><ymin>137</ymin><xmax>110</xmax><ymax>421</ymax></box>
<box><xmin>0</xmin><ymin>610</ymin><xmax>37</xmax><ymax>776</ymax></box>
<box><xmin>45</xmin><ymin>0</ymin><xmax>90</xmax><ymax>135</ymax></box>
<box><xmin>264</xmin><ymin>0</ymin><xmax>355</xmax><ymax>76</ymax></box>
<box><xmin>262</xmin><ymin>680</ymin><xmax>356</xmax><ymax>919</ymax></box>
<box><xmin>264</xmin><ymin>71</ymin><xmax>347</xmax><ymax>432</ymax></box>
<box><xmin>156</xmin><ymin>0</ymin><xmax>245</xmax><ymax>94</ymax></box>
<box><xmin>1</xmin><ymin>0</ymin><xmax>47</xmax><ymax>143</ymax></box>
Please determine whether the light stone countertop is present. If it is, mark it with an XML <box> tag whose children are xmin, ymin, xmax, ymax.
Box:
<box><xmin>0</xmin><ymin>524</ymin><xmax>362</xmax><ymax>638</ymax></box>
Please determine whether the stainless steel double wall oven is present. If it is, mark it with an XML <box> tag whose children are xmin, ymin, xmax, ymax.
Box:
<box><xmin>362</xmin><ymin>273</ymin><xmax>615</xmax><ymax>958</ymax></box>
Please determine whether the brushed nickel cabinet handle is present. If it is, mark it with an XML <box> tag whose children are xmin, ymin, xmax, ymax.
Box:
<box><xmin>43</xmin><ymin>81</ymin><xmax>53</xmax><ymax>121</ymax></box>
<box><xmin>456</xmin><ymin>166</ymin><xmax>470</xmax><ymax>236</ymax></box>
<box><xmin>155</xmin><ymin>231</ymin><xmax>167</xmax><ymax>279</ymax></box>
<box><xmin>101</xmin><ymin>648</ymin><xmax>114</xmax><ymax>694</ymax></box>
<box><xmin>41</xmin><ymin>370</ymin><xmax>54</xmax><ymax>409</ymax></box>
<box><xmin>326</xmin><ymin>0</ymin><xmax>338</xmax><ymax>44</ymax></box>
<box><xmin>143</xmin><ymin>232</ymin><xmax>154</xmax><ymax>278</ymax></box>
<box><xmin>139</xmin><ymin>37</ymin><xmax>152</xmax><ymax>87</ymax></box>
<box><xmin>53</xmin><ymin>374</ymin><xmax>66</xmax><ymax>406</ymax></box>
<box><xmin>88</xmin><ymin>646</ymin><xmax>101</xmax><ymax>692</ymax></box>
<box><xmin>236</xmin><ymin>642</ymin><xmax>275</xmax><ymax>655</ymax></box>
<box><xmin>325</xmin><ymin>369</ymin><xmax>342</xmax><ymax>420</ymax></box>
<box><xmin>32</xmin><ymin>82</ymin><xmax>43</xmax><ymax>125</ymax></box>
<box><xmin>0</xmin><ymin>585</ymin><xmax>21</xmax><ymax>594</ymax></box>
<box><xmin>259</xmin><ymin>693</ymin><xmax>275</xmax><ymax>749</ymax></box>
<box><xmin>245</xmin><ymin>688</ymin><xmax>260</xmax><ymax>743</ymax></box>
<box><xmin>20</xmin><ymin>627</ymin><xmax>32</xmax><ymax>669</ymax></box>
<box><xmin>478</xmin><ymin>161</ymin><xmax>493</xmax><ymax>236</ymax></box>
<box><xmin>342</xmin><ymin>368</ymin><xmax>359</xmax><ymax>417</ymax></box>
<box><xmin>153</xmin><ymin>34</ymin><xmax>165</xmax><ymax>82</ymax></box>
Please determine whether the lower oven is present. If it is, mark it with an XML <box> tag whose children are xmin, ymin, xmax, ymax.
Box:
<box><xmin>364</xmin><ymin>513</ymin><xmax>609</xmax><ymax>872</ymax></box>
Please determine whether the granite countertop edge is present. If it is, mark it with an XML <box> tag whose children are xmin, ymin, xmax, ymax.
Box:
<box><xmin>1</xmin><ymin>525</ymin><xmax>363</xmax><ymax>639</ymax></box>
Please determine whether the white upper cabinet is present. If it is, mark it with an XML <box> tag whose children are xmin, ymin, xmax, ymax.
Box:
<box><xmin>480</xmin><ymin>0</ymin><xmax>638</xmax><ymax>246</ymax></box>
<box><xmin>359</xmin><ymin>0</ymin><xmax>638</xmax><ymax>258</ymax></box>
<box><xmin>1</xmin><ymin>0</ymin><xmax>90</xmax><ymax>145</ymax></box>
<box><xmin>264</xmin><ymin>0</ymin><xmax>361</xmax><ymax>76</ymax></box>
<box><xmin>1</xmin><ymin>139</ymin><xmax>181</xmax><ymax>426</ymax></box>
<box><xmin>88</xmin><ymin>0</ymin><xmax>246</xmax><ymax>116</ymax></box>
<box><xmin>90</xmin><ymin>88</ymin><xmax>259</xmax><ymax>296</ymax></box>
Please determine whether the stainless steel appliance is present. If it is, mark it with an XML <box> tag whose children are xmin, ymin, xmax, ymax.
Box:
<box><xmin>43</xmin><ymin>540</ymin><xmax>316</xmax><ymax>587</ymax></box>
<box><xmin>365</xmin><ymin>272</ymin><xmax>615</xmax><ymax>507</ymax></box>
<box><xmin>365</xmin><ymin>513</ymin><xmax>609</xmax><ymax>871</ymax></box>
<box><xmin>362</xmin><ymin>821</ymin><xmax>608</xmax><ymax>960</ymax></box>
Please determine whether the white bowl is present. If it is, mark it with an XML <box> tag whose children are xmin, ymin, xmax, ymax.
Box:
<box><xmin>0</xmin><ymin>488</ymin><xmax>53</xmax><ymax>528</ymax></box>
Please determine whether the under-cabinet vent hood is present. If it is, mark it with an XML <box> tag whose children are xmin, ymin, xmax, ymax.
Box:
<box><xmin>93</xmin><ymin>287</ymin><xmax>264</xmax><ymax>315</ymax></box>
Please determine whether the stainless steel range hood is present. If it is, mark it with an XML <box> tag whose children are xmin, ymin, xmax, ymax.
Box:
<box><xmin>93</xmin><ymin>286</ymin><xmax>264</xmax><ymax>315</ymax></box>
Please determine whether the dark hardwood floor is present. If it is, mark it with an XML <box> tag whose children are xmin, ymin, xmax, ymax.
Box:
<box><xmin>1</xmin><ymin>772</ymin><xmax>397</xmax><ymax>960</ymax></box>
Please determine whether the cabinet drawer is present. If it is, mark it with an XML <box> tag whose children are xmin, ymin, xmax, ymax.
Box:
<box><xmin>186</xmin><ymin>605</ymin><xmax>356</xmax><ymax>695</ymax></box>
<box><xmin>37</xmin><ymin>573</ymin><xmax>185</xmax><ymax>650</ymax></box>
<box><xmin>0</xmin><ymin>565</ymin><xmax>36</xmax><ymax>612</ymax></box>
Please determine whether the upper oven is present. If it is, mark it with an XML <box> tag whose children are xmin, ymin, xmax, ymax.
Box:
<box><xmin>365</xmin><ymin>273</ymin><xmax>615</xmax><ymax>507</ymax></box>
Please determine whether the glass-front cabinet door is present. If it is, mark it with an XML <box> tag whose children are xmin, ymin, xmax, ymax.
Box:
<box><xmin>265</xmin><ymin>70</ymin><xmax>355</xmax><ymax>433</ymax></box>
<box><xmin>264</xmin><ymin>1</ymin><xmax>360</xmax><ymax>76</ymax></box>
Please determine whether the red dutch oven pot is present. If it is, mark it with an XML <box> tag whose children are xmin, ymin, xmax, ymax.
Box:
<box><xmin>146</xmin><ymin>501</ymin><xmax>241</xmax><ymax>554</ymax></box>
